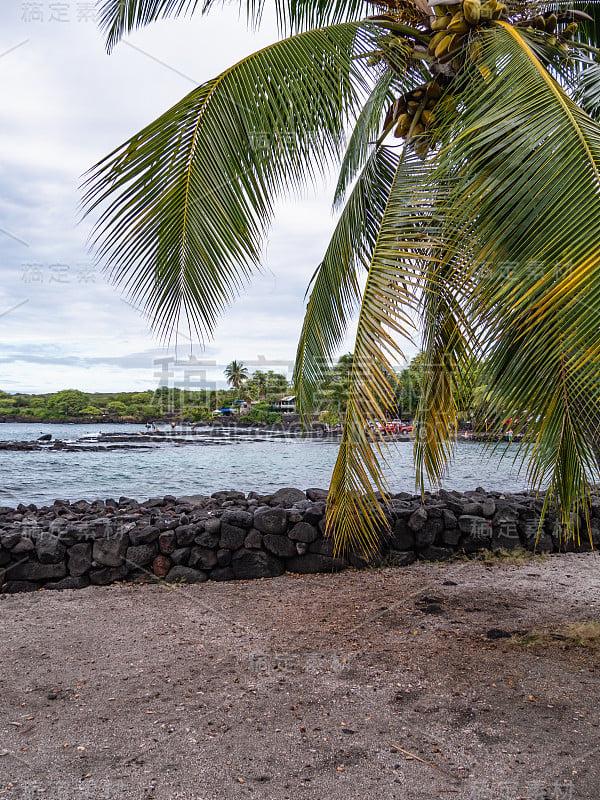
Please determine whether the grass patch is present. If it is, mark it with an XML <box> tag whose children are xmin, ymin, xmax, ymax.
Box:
<box><xmin>455</xmin><ymin>547</ymin><xmax>547</xmax><ymax>565</ymax></box>
<box><xmin>479</xmin><ymin>547</ymin><xmax>549</xmax><ymax>564</ymax></box>
<box><xmin>514</xmin><ymin>622</ymin><xmax>600</xmax><ymax>650</ymax></box>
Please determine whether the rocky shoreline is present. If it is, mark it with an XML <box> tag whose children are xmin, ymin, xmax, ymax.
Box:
<box><xmin>0</xmin><ymin>423</ymin><xmax>348</xmax><ymax>452</ymax></box>
<box><xmin>0</xmin><ymin>486</ymin><xmax>596</xmax><ymax>594</ymax></box>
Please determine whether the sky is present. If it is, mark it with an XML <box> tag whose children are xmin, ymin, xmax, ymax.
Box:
<box><xmin>0</xmin><ymin>2</ymin><xmax>416</xmax><ymax>395</ymax></box>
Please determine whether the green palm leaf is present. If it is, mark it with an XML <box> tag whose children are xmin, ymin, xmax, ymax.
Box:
<box><xmin>293</xmin><ymin>145</ymin><xmax>399</xmax><ymax>424</ymax></box>
<box><xmin>326</xmin><ymin>152</ymin><xmax>438</xmax><ymax>555</ymax></box>
<box><xmin>83</xmin><ymin>23</ymin><xmax>372</xmax><ymax>340</ymax></box>
<box><xmin>429</xmin><ymin>23</ymin><xmax>600</xmax><ymax>536</ymax></box>
<box><xmin>414</xmin><ymin>246</ymin><xmax>475</xmax><ymax>493</ymax></box>
<box><xmin>577</xmin><ymin>58</ymin><xmax>600</xmax><ymax>119</ymax></box>
<box><xmin>98</xmin><ymin>0</ymin><xmax>370</xmax><ymax>52</ymax></box>
<box><xmin>332</xmin><ymin>69</ymin><xmax>396</xmax><ymax>209</ymax></box>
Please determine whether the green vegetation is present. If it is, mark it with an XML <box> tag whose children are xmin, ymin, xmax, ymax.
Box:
<box><xmin>0</xmin><ymin>369</ymin><xmax>293</xmax><ymax>423</ymax></box>
<box><xmin>88</xmin><ymin>0</ymin><xmax>600</xmax><ymax>554</ymax></box>
<box><xmin>224</xmin><ymin>360</ymin><xmax>249</xmax><ymax>394</ymax></box>
<box><xmin>514</xmin><ymin>622</ymin><xmax>600</xmax><ymax>650</ymax></box>
<box><xmin>0</xmin><ymin>388</ymin><xmax>158</xmax><ymax>422</ymax></box>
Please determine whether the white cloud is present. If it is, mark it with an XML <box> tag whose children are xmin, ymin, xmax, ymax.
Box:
<box><xmin>0</xmin><ymin>4</ymin><xmax>417</xmax><ymax>395</ymax></box>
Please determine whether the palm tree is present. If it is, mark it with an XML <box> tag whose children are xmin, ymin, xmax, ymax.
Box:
<box><xmin>252</xmin><ymin>371</ymin><xmax>268</xmax><ymax>401</ymax></box>
<box><xmin>224</xmin><ymin>361</ymin><xmax>249</xmax><ymax>395</ymax></box>
<box><xmin>87</xmin><ymin>0</ymin><xmax>600</xmax><ymax>555</ymax></box>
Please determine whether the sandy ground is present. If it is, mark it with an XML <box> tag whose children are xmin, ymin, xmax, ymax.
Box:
<box><xmin>1</xmin><ymin>552</ymin><xmax>599</xmax><ymax>800</ymax></box>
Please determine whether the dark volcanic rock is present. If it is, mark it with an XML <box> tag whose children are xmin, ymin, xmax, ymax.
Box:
<box><xmin>129</xmin><ymin>526</ymin><xmax>159</xmax><ymax>546</ymax></box>
<box><xmin>408</xmin><ymin>508</ymin><xmax>427</xmax><ymax>532</ymax></box>
<box><xmin>253</xmin><ymin>507</ymin><xmax>287</xmax><ymax>536</ymax></box>
<box><xmin>420</xmin><ymin>545</ymin><xmax>454</xmax><ymax>561</ymax></box>
<box><xmin>89</xmin><ymin>565</ymin><xmax>128</xmax><ymax>585</ymax></box>
<box><xmin>165</xmin><ymin>565</ymin><xmax>208</xmax><ymax>584</ymax></box>
<box><xmin>526</xmin><ymin>532</ymin><xmax>553</xmax><ymax>553</ymax></box>
<box><xmin>306</xmin><ymin>488</ymin><xmax>328</xmax><ymax>502</ymax></box>
<box><xmin>221</xmin><ymin>509</ymin><xmax>253</xmax><ymax>529</ymax></box>
<box><xmin>189</xmin><ymin>546</ymin><xmax>218</xmax><ymax>570</ymax></box>
<box><xmin>126</xmin><ymin>544</ymin><xmax>157</xmax><ymax>568</ymax></box>
<box><xmin>463</xmin><ymin>501</ymin><xmax>484</xmax><ymax>516</ymax></box>
<box><xmin>263</xmin><ymin>534</ymin><xmax>296</xmax><ymax>558</ymax></box>
<box><xmin>244</xmin><ymin>529</ymin><xmax>263</xmax><ymax>550</ymax></box>
<box><xmin>482</xmin><ymin>498</ymin><xmax>496</xmax><ymax>517</ymax></box>
<box><xmin>442</xmin><ymin>527</ymin><xmax>461</xmax><ymax>547</ymax></box>
<box><xmin>458</xmin><ymin>515</ymin><xmax>489</xmax><ymax>535</ymax></box>
<box><xmin>288</xmin><ymin>522</ymin><xmax>319</xmax><ymax>543</ymax></box>
<box><xmin>302</xmin><ymin>502</ymin><xmax>325</xmax><ymax>526</ymax></box>
<box><xmin>11</xmin><ymin>537</ymin><xmax>35</xmax><ymax>554</ymax></box>
<box><xmin>92</xmin><ymin>534</ymin><xmax>128</xmax><ymax>567</ymax></box>
<box><xmin>211</xmin><ymin>490</ymin><xmax>245</xmax><ymax>503</ymax></box>
<box><xmin>286</xmin><ymin>554</ymin><xmax>345</xmax><ymax>574</ymax></box>
<box><xmin>308</xmin><ymin>539</ymin><xmax>335</xmax><ymax>557</ymax></box>
<box><xmin>176</xmin><ymin>494</ymin><xmax>208</xmax><ymax>506</ymax></box>
<box><xmin>36</xmin><ymin>534</ymin><xmax>66</xmax><ymax>564</ymax></box>
<box><xmin>486</xmin><ymin>628</ymin><xmax>511</xmax><ymax>640</ymax></box>
<box><xmin>193</xmin><ymin>529</ymin><xmax>220</xmax><ymax>549</ymax></box>
<box><xmin>442</xmin><ymin>509</ymin><xmax>458</xmax><ymax>529</ymax></box>
<box><xmin>210</xmin><ymin>566</ymin><xmax>235</xmax><ymax>582</ymax></box>
<box><xmin>2</xmin><ymin>581</ymin><xmax>39</xmax><ymax>593</ymax></box>
<box><xmin>216</xmin><ymin>548</ymin><xmax>232</xmax><ymax>567</ymax></box>
<box><xmin>390</xmin><ymin>519</ymin><xmax>416</xmax><ymax>551</ymax></box>
<box><xmin>158</xmin><ymin>531</ymin><xmax>177</xmax><ymax>554</ymax></box>
<box><xmin>269</xmin><ymin>487</ymin><xmax>306</xmax><ymax>507</ymax></box>
<box><xmin>204</xmin><ymin>517</ymin><xmax>221</xmax><ymax>536</ymax></box>
<box><xmin>1</xmin><ymin>532</ymin><xmax>22</xmax><ymax>550</ymax></box>
<box><xmin>7</xmin><ymin>561</ymin><xmax>66</xmax><ymax>581</ymax></box>
<box><xmin>219</xmin><ymin>523</ymin><xmax>247</xmax><ymax>550</ymax></box>
<box><xmin>153</xmin><ymin>555</ymin><xmax>171</xmax><ymax>578</ymax></box>
<box><xmin>67</xmin><ymin>543</ymin><xmax>92</xmax><ymax>576</ymax></box>
<box><xmin>170</xmin><ymin>548</ymin><xmax>190</xmax><ymax>566</ymax></box>
<box><xmin>416</xmin><ymin>519</ymin><xmax>443</xmax><ymax>549</ymax></box>
<box><xmin>231</xmin><ymin>549</ymin><xmax>284</xmax><ymax>579</ymax></box>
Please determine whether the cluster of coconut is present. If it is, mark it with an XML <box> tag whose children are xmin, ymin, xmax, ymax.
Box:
<box><xmin>375</xmin><ymin>0</ymin><xmax>587</xmax><ymax>157</ymax></box>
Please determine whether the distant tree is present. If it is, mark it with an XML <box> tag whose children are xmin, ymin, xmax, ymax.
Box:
<box><xmin>45</xmin><ymin>390</ymin><xmax>88</xmax><ymax>417</ymax></box>
<box><xmin>107</xmin><ymin>401</ymin><xmax>128</xmax><ymax>415</ymax></box>
<box><xmin>247</xmin><ymin>370</ymin><xmax>268</xmax><ymax>400</ymax></box>
<box><xmin>80</xmin><ymin>405</ymin><xmax>103</xmax><ymax>416</ymax></box>
<box><xmin>224</xmin><ymin>361</ymin><xmax>249</xmax><ymax>395</ymax></box>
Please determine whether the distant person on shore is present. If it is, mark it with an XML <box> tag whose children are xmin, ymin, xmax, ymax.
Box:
<box><xmin>507</xmin><ymin>428</ymin><xmax>514</xmax><ymax>442</ymax></box>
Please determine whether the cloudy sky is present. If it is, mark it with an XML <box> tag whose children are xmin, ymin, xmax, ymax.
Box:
<box><xmin>0</xmin><ymin>2</ymin><xmax>416</xmax><ymax>394</ymax></box>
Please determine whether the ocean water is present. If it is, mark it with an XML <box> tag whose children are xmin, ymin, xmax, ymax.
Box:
<box><xmin>0</xmin><ymin>422</ymin><xmax>533</xmax><ymax>507</ymax></box>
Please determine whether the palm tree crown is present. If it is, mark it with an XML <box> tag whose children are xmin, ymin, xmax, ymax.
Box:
<box><xmin>224</xmin><ymin>361</ymin><xmax>250</xmax><ymax>394</ymax></box>
<box><xmin>87</xmin><ymin>0</ymin><xmax>600</xmax><ymax>554</ymax></box>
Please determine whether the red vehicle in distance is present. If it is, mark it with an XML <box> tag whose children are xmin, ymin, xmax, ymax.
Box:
<box><xmin>377</xmin><ymin>420</ymin><xmax>413</xmax><ymax>435</ymax></box>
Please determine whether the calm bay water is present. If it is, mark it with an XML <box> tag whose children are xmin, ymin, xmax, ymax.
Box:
<box><xmin>0</xmin><ymin>422</ymin><xmax>534</xmax><ymax>507</ymax></box>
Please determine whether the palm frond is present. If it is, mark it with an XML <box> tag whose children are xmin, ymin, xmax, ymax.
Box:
<box><xmin>431</xmin><ymin>23</ymin><xmax>600</xmax><ymax>535</ymax></box>
<box><xmin>293</xmin><ymin>146</ymin><xmax>399</xmax><ymax>424</ymax></box>
<box><xmin>414</xmin><ymin>247</ymin><xmax>476</xmax><ymax>493</ymax></box>
<box><xmin>98</xmin><ymin>0</ymin><xmax>370</xmax><ymax>51</ymax></box>
<box><xmin>98</xmin><ymin>0</ymin><xmax>200</xmax><ymax>52</ymax></box>
<box><xmin>332</xmin><ymin>69</ymin><xmax>396</xmax><ymax>209</ymax></box>
<box><xmin>326</xmin><ymin>152</ymin><xmax>438</xmax><ymax>555</ymax></box>
<box><xmin>83</xmin><ymin>23</ymin><xmax>372</xmax><ymax>341</ymax></box>
<box><xmin>577</xmin><ymin>58</ymin><xmax>600</xmax><ymax>119</ymax></box>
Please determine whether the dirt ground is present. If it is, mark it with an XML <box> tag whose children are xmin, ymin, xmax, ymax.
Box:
<box><xmin>1</xmin><ymin>552</ymin><xmax>599</xmax><ymax>800</ymax></box>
